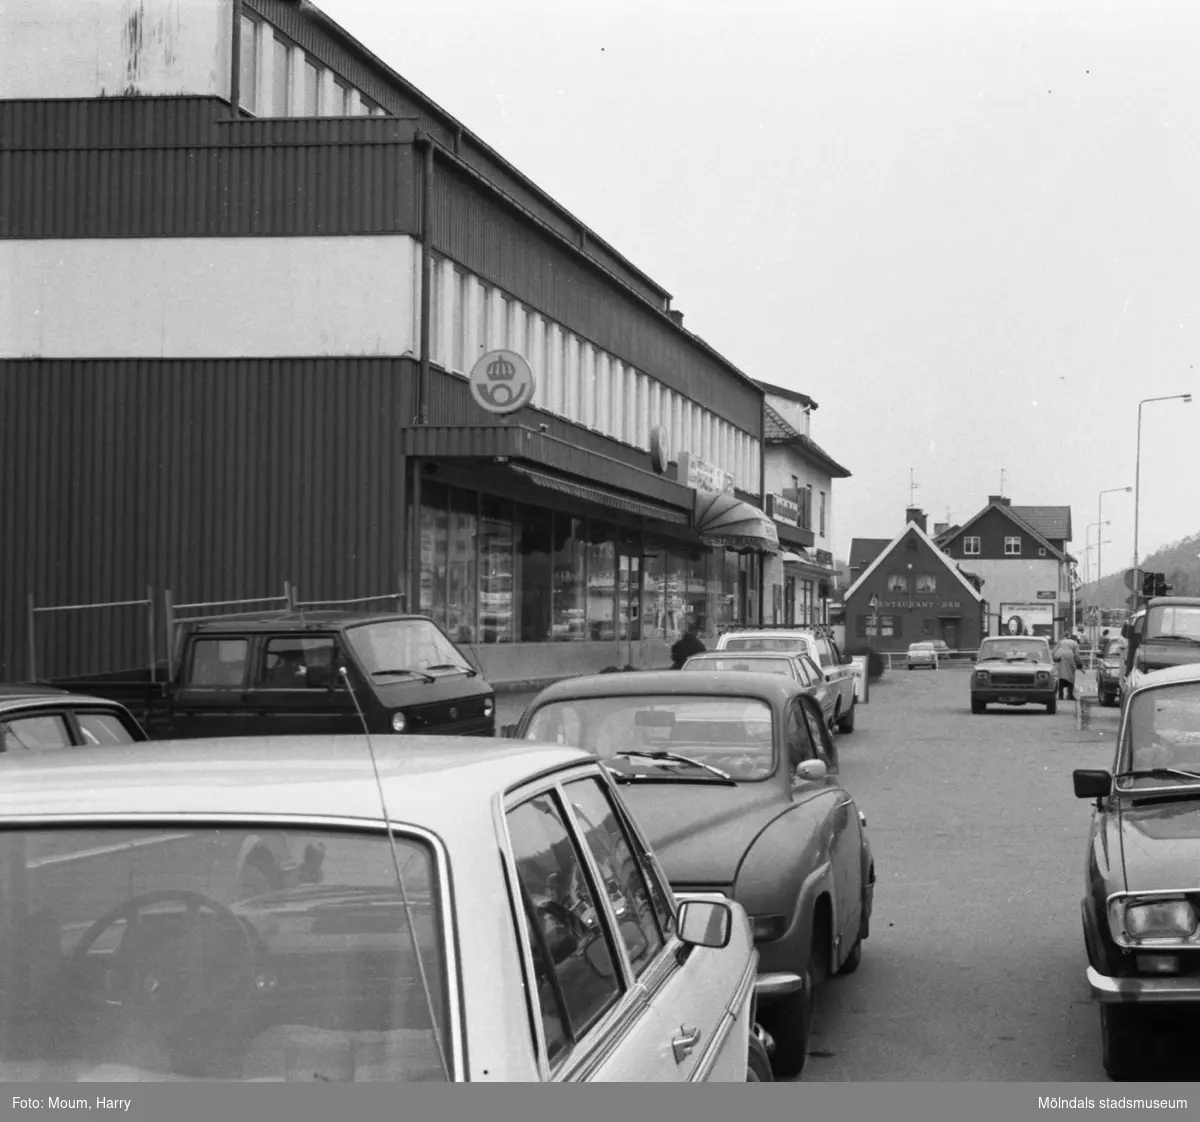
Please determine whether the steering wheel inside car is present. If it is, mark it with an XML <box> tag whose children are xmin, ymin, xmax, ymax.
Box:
<box><xmin>62</xmin><ymin>889</ymin><xmax>265</xmax><ymax>1073</ymax></box>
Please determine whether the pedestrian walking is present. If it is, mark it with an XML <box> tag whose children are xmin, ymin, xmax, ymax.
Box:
<box><xmin>1052</xmin><ymin>633</ymin><xmax>1084</xmax><ymax>700</ymax></box>
<box><xmin>670</xmin><ymin>626</ymin><xmax>707</xmax><ymax>669</ymax></box>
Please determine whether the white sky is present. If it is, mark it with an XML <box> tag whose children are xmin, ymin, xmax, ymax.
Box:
<box><xmin>321</xmin><ymin>0</ymin><xmax>1199</xmax><ymax>573</ymax></box>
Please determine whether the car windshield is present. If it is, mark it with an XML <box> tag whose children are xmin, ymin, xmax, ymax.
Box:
<box><xmin>1123</xmin><ymin>682</ymin><xmax>1200</xmax><ymax>776</ymax></box>
<box><xmin>345</xmin><ymin>620</ymin><xmax>471</xmax><ymax>675</ymax></box>
<box><xmin>0</xmin><ymin>826</ymin><xmax>451</xmax><ymax>1082</ymax></box>
<box><xmin>682</xmin><ymin>656</ymin><xmax>794</xmax><ymax>677</ymax></box>
<box><xmin>525</xmin><ymin>695</ymin><xmax>776</xmax><ymax>781</ymax></box>
<box><xmin>723</xmin><ymin>636</ymin><xmax>810</xmax><ymax>655</ymax></box>
<box><xmin>1146</xmin><ymin>605</ymin><xmax>1200</xmax><ymax>641</ymax></box>
<box><xmin>978</xmin><ymin>639</ymin><xmax>1048</xmax><ymax>661</ymax></box>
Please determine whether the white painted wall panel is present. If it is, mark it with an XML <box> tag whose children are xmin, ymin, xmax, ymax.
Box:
<box><xmin>0</xmin><ymin>237</ymin><xmax>417</xmax><ymax>358</ymax></box>
<box><xmin>1</xmin><ymin>0</ymin><xmax>232</xmax><ymax>100</ymax></box>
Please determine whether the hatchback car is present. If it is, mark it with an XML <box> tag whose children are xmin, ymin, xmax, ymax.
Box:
<box><xmin>1073</xmin><ymin>664</ymin><xmax>1200</xmax><ymax>1080</ymax></box>
<box><xmin>906</xmin><ymin>642</ymin><xmax>939</xmax><ymax>671</ymax></box>
<box><xmin>0</xmin><ymin>737</ymin><xmax>769</xmax><ymax>1082</ymax></box>
<box><xmin>970</xmin><ymin>636</ymin><xmax>1057</xmax><ymax>714</ymax></box>
<box><xmin>0</xmin><ymin>686</ymin><xmax>147</xmax><ymax>755</ymax></box>
<box><xmin>680</xmin><ymin>651</ymin><xmax>837</xmax><ymax>731</ymax></box>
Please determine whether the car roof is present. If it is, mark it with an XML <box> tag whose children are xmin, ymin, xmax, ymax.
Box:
<box><xmin>1133</xmin><ymin>663</ymin><xmax>1200</xmax><ymax>690</ymax></box>
<box><xmin>0</xmin><ymin>737</ymin><xmax>591</xmax><ymax>824</ymax></box>
<box><xmin>0</xmin><ymin>684</ymin><xmax>71</xmax><ymax>700</ymax></box>
<box><xmin>529</xmin><ymin>669</ymin><xmax>805</xmax><ymax>705</ymax></box>
<box><xmin>184</xmin><ymin>611</ymin><xmax>430</xmax><ymax>633</ymax></box>
<box><xmin>0</xmin><ymin>691</ymin><xmax>133</xmax><ymax>716</ymax></box>
<box><xmin>1148</xmin><ymin>597</ymin><xmax>1200</xmax><ymax>608</ymax></box>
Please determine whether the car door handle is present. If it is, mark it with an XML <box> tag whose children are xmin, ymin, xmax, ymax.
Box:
<box><xmin>671</xmin><ymin>1025</ymin><xmax>702</xmax><ymax>1064</ymax></box>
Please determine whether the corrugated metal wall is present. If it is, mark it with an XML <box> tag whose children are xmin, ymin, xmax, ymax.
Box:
<box><xmin>0</xmin><ymin>358</ymin><xmax>414</xmax><ymax>681</ymax></box>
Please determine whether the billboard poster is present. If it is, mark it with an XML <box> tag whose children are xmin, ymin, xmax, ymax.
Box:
<box><xmin>999</xmin><ymin>602</ymin><xmax>1055</xmax><ymax>637</ymax></box>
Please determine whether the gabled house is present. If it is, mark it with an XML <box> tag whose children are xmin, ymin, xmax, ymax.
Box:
<box><xmin>757</xmin><ymin>380</ymin><xmax>852</xmax><ymax>625</ymax></box>
<box><xmin>933</xmin><ymin>495</ymin><xmax>1076</xmax><ymax>640</ymax></box>
<box><xmin>841</xmin><ymin>509</ymin><xmax>987</xmax><ymax>653</ymax></box>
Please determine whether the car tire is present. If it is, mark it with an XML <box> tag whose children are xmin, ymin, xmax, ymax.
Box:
<box><xmin>837</xmin><ymin>701</ymin><xmax>855</xmax><ymax>734</ymax></box>
<box><xmin>761</xmin><ymin>972</ymin><xmax>814</xmax><ymax>1080</ymax></box>
<box><xmin>1046</xmin><ymin>697</ymin><xmax>1058</xmax><ymax>715</ymax></box>
<box><xmin>1101</xmin><ymin>1005</ymin><xmax>1154</xmax><ymax>1081</ymax></box>
<box><xmin>971</xmin><ymin>699</ymin><xmax>986</xmax><ymax>714</ymax></box>
<box><xmin>837</xmin><ymin>938</ymin><xmax>863</xmax><ymax>975</ymax></box>
<box><xmin>747</xmin><ymin>1031</ymin><xmax>774</xmax><ymax>1081</ymax></box>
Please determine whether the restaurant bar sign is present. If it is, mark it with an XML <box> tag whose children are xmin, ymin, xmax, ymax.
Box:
<box><xmin>766</xmin><ymin>492</ymin><xmax>799</xmax><ymax>525</ymax></box>
<box><xmin>874</xmin><ymin>600</ymin><xmax>963</xmax><ymax>610</ymax></box>
<box><xmin>678</xmin><ymin>451</ymin><xmax>734</xmax><ymax>496</ymax></box>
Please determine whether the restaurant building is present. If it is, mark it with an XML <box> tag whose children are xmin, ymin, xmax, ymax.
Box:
<box><xmin>0</xmin><ymin>0</ymin><xmax>776</xmax><ymax>686</ymax></box>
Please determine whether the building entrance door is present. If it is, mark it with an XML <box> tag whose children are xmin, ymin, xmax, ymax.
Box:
<box><xmin>939</xmin><ymin>617</ymin><xmax>961</xmax><ymax>651</ymax></box>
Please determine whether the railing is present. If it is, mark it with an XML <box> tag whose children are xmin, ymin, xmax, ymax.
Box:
<box><xmin>26</xmin><ymin>589</ymin><xmax>156</xmax><ymax>682</ymax></box>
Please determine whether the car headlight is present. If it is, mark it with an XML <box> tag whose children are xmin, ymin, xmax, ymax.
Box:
<box><xmin>483</xmin><ymin>697</ymin><xmax>495</xmax><ymax>718</ymax></box>
<box><xmin>1035</xmin><ymin>671</ymin><xmax>1050</xmax><ymax>683</ymax></box>
<box><xmin>391</xmin><ymin>711</ymin><xmax>407</xmax><ymax>733</ymax></box>
<box><xmin>975</xmin><ymin>670</ymin><xmax>990</xmax><ymax>683</ymax></box>
<box><xmin>1122</xmin><ymin>899</ymin><xmax>1199</xmax><ymax>942</ymax></box>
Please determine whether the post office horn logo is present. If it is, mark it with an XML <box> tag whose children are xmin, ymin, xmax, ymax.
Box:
<box><xmin>469</xmin><ymin>350</ymin><xmax>536</xmax><ymax>415</ymax></box>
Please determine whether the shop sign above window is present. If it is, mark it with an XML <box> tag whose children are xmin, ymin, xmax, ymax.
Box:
<box><xmin>677</xmin><ymin>451</ymin><xmax>734</xmax><ymax>496</ymax></box>
<box><xmin>766</xmin><ymin>492</ymin><xmax>799</xmax><ymax>525</ymax></box>
<box><xmin>469</xmin><ymin>350</ymin><xmax>536</xmax><ymax>415</ymax></box>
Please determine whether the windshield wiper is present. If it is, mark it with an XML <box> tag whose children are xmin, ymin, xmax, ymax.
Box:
<box><xmin>614</xmin><ymin>750</ymin><xmax>736</xmax><ymax>783</ymax></box>
<box><xmin>1114</xmin><ymin>768</ymin><xmax>1200</xmax><ymax>783</ymax></box>
<box><xmin>425</xmin><ymin>663</ymin><xmax>477</xmax><ymax>677</ymax></box>
<box><xmin>371</xmin><ymin>667</ymin><xmax>436</xmax><ymax>683</ymax></box>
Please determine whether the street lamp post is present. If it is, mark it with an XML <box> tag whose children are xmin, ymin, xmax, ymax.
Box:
<box><xmin>1134</xmin><ymin>394</ymin><xmax>1192</xmax><ymax>571</ymax></box>
<box><xmin>1086</xmin><ymin>521</ymin><xmax>1110</xmax><ymax>585</ymax></box>
<box><xmin>1097</xmin><ymin>485</ymin><xmax>1132</xmax><ymax>587</ymax></box>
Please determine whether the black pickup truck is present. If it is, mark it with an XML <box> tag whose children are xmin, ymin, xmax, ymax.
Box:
<box><xmin>38</xmin><ymin>610</ymin><xmax>496</xmax><ymax>739</ymax></box>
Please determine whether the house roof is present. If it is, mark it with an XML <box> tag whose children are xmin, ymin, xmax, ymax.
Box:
<box><xmin>941</xmin><ymin>501</ymin><xmax>1070</xmax><ymax>562</ymax></box>
<box><xmin>841</xmin><ymin>522</ymin><xmax>986</xmax><ymax>604</ymax></box>
<box><xmin>849</xmin><ymin>538</ymin><xmax>892</xmax><ymax>572</ymax></box>
<box><xmin>763</xmin><ymin>404</ymin><xmax>852</xmax><ymax>478</ymax></box>
<box><xmin>1010</xmin><ymin>505</ymin><xmax>1072</xmax><ymax>542</ymax></box>
<box><xmin>755</xmin><ymin>379</ymin><xmax>817</xmax><ymax>410</ymax></box>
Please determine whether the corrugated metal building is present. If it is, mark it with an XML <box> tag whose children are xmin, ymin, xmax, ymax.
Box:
<box><xmin>1</xmin><ymin>0</ymin><xmax>778</xmax><ymax>686</ymax></box>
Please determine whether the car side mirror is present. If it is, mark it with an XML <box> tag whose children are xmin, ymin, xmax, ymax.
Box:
<box><xmin>677</xmin><ymin>899</ymin><xmax>733</xmax><ymax>950</ymax></box>
<box><xmin>1073</xmin><ymin>769</ymin><xmax>1112</xmax><ymax>799</ymax></box>
<box><xmin>794</xmin><ymin>759</ymin><xmax>828</xmax><ymax>783</ymax></box>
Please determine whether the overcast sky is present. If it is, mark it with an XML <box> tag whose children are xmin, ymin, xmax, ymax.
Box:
<box><xmin>323</xmin><ymin>0</ymin><xmax>1198</xmax><ymax>573</ymax></box>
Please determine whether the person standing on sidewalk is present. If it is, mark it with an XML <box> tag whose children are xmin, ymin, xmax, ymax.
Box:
<box><xmin>1053</xmin><ymin>633</ymin><xmax>1084</xmax><ymax>700</ymax></box>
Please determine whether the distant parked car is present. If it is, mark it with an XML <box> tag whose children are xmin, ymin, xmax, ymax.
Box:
<box><xmin>1096</xmin><ymin>636</ymin><xmax>1127</xmax><ymax>708</ymax></box>
<box><xmin>970</xmin><ymin>636</ymin><xmax>1057</xmax><ymax>715</ymax></box>
<box><xmin>0</xmin><ymin>686</ymin><xmax>147</xmax><ymax>755</ymax></box>
<box><xmin>906</xmin><ymin>642</ymin><xmax>939</xmax><ymax>671</ymax></box>
<box><xmin>513</xmin><ymin>670</ymin><xmax>875</xmax><ymax>1080</ymax></box>
<box><xmin>680</xmin><ymin>651</ymin><xmax>838</xmax><ymax>731</ymax></box>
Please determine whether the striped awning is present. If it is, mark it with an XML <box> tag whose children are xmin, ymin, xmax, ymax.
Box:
<box><xmin>694</xmin><ymin>491</ymin><xmax>779</xmax><ymax>553</ymax></box>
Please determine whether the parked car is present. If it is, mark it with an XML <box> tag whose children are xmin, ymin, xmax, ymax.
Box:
<box><xmin>0</xmin><ymin>685</ymin><xmax>148</xmax><ymax>755</ymax></box>
<box><xmin>1122</xmin><ymin>598</ymin><xmax>1200</xmax><ymax>702</ymax></box>
<box><xmin>0</xmin><ymin>736</ymin><xmax>771</xmax><ymax>1082</ymax></box>
<box><xmin>715</xmin><ymin>628</ymin><xmax>859</xmax><ymax>734</ymax></box>
<box><xmin>679</xmin><ymin>651</ymin><xmax>837</xmax><ymax>731</ymax></box>
<box><xmin>39</xmin><ymin>610</ymin><xmax>496</xmax><ymax>739</ymax></box>
<box><xmin>1096</xmin><ymin>636</ymin><xmax>1128</xmax><ymax>708</ymax></box>
<box><xmin>970</xmin><ymin>636</ymin><xmax>1057</xmax><ymax>715</ymax></box>
<box><xmin>511</xmin><ymin>670</ymin><xmax>875</xmax><ymax>1079</ymax></box>
<box><xmin>1072</xmin><ymin>664</ymin><xmax>1200</xmax><ymax>1080</ymax></box>
<box><xmin>906</xmin><ymin>642</ymin><xmax>939</xmax><ymax>671</ymax></box>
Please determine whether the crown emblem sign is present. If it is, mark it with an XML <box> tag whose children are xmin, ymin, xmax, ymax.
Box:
<box><xmin>487</xmin><ymin>356</ymin><xmax>516</xmax><ymax>382</ymax></box>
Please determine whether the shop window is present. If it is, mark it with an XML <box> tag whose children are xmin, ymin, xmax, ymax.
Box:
<box><xmin>271</xmin><ymin>35</ymin><xmax>291</xmax><ymax>116</ymax></box>
<box><xmin>720</xmin><ymin>550</ymin><xmax>739</xmax><ymax>629</ymax></box>
<box><xmin>685</xmin><ymin>551</ymin><xmax>707</xmax><ymax>637</ymax></box>
<box><xmin>618</xmin><ymin>534</ymin><xmax>642</xmax><ymax>642</ymax></box>
<box><xmin>418</xmin><ymin>481</ymin><xmax>449</xmax><ymax>631</ymax></box>
<box><xmin>447</xmin><ymin>489</ymin><xmax>478</xmax><ymax>644</ymax></box>
<box><xmin>784</xmin><ymin>577</ymin><xmax>796</xmax><ymax>626</ymax></box>
<box><xmin>302</xmin><ymin>58</ymin><xmax>319</xmax><ymax>115</ymax></box>
<box><xmin>586</xmin><ymin>523</ymin><xmax>616</xmax><ymax>641</ymax></box>
<box><xmin>552</xmin><ymin>515</ymin><xmax>586</xmax><ymax>641</ymax></box>
<box><xmin>518</xmin><ymin>506</ymin><xmax>553</xmax><ymax>642</ymax></box>
<box><xmin>479</xmin><ymin>495</ymin><xmax>515</xmax><ymax>644</ymax></box>
<box><xmin>643</xmin><ymin>549</ymin><xmax>665</xmax><ymax>642</ymax></box>
<box><xmin>916</xmin><ymin>574</ymin><xmax>937</xmax><ymax>593</ymax></box>
<box><xmin>239</xmin><ymin>16</ymin><xmax>259</xmax><ymax>113</ymax></box>
<box><xmin>664</xmin><ymin>549</ymin><xmax>687</xmax><ymax>645</ymax></box>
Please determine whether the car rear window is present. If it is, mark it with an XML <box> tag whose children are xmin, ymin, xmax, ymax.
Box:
<box><xmin>682</xmin><ymin>656</ymin><xmax>794</xmax><ymax>677</ymax></box>
<box><xmin>723</xmin><ymin>637</ymin><xmax>810</xmax><ymax>655</ymax></box>
<box><xmin>0</xmin><ymin>826</ymin><xmax>452</xmax><ymax>1082</ymax></box>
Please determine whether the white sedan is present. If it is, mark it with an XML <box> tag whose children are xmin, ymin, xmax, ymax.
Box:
<box><xmin>0</xmin><ymin>736</ymin><xmax>769</xmax><ymax>1082</ymax></box>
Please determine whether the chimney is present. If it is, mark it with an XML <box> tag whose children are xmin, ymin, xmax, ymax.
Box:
<box><xmin>668</xmin><ymin>310</ymin><xmax>684</xmax><ymax>327</ymax></box>
<box><xmin>988</xmin><ymin>494</ymin><xmax>1010</xmax><ymax>506</ymax></box>
<box><xmin>905</xmin><ymin>507</ymin><xmax>927</xmax><ymax>532</ymax></box>
<box><xmin>934</xmin><ymin>522</ymin><xmax>948</xmax><ymax>537</ymax></box>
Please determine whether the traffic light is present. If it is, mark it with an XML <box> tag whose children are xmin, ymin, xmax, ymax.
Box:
<box><xmin>1142</xmin><ymin>571</ymin><xmax>1157</xmax><ymax>597</ymax></box>
<box><xmin>1155</xmin><ymin>573</ymin><xmax>1171</xmax><ymax>597</ymax></box>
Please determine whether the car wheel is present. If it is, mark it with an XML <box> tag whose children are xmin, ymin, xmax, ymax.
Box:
<box><xmin>747</xmin><ymin>1031</ymin><xmax>774</xmax><ymax>1081</ymax></box>
<box><xmin>1101</xmin><ymin>1005</ymin><xmax>1154</xmax><ymax>1081</ymax></box>
<box><xmin>1046</xmin><ymin>697</ymin><xmax>1058</xmax><ymax>715</ymax></box>
<box><xmin>971</xmin><ymin>699</ymin><xmax>986</xmax><ymax>714</ymax></box>
<box><xmin>837</xmin><ymin>938</ymin><xmax>863</xmax><ymax>975</ymax></box>
<box><xmin>761</xmin><ymin>971</ymin><xmax>814</xmax><ymax>1080</ymax></box>
<box><xmin>837</xmin><ymin>701</ymin><xmax>855</xmax><ymax>734</ymax></box>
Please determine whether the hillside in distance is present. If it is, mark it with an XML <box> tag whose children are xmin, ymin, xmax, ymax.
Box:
<box><xmin>1079</xmin><ymin>531</ymin><xmax>1200</xmax><ymax>608</ymax></box>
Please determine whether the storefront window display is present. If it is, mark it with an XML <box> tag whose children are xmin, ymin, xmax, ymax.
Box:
<box><xmin>418</xmin><ymin>481</ymin><xmax>449</xmax><ymax>632</ymax></box>
<box><xmin>685</xmin><ymin>551</ymin><xmax>707</xmax><ymax>637</ymax></box>
<box><xmin>446</xmin><ymin>488</ymin><xmax>478</xmax><ymax>643</ymax></box>
<box><xmin>552</xmin><ymin>515</ymin><xmax>586</xmax><ymax>641</ymax></box>
<box><xmin>479</xmin><ymin>495</ymin><xmax>515</xmax><ymax>644</ymax></box>
<box><xmin>519</xmin><ymin>506</ymin><xmax>553</xmax><ymax>643</ymax></box>
<box><xmin>643</xmin><ymin>549</ymin><xmax>666</xmax><ymax>642</ymax></box>
<box><xmin>586</xmin><ymin>523</ymin><xmax>616</xmax><ymax>641</ymax></box>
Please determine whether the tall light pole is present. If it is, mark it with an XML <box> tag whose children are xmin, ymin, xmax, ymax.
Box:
<box><xmin>1086</xmin><ymin>521</ymin><xmax>1110</xmax><ymax>585</ymax></box>
<box><xmin>1097</xmin><ymin>485</ymin><xmax>1132</xmax><ymax>586</ymax></box>
<box><xmin>1134</xmin><ymin>394</ymin><xmax>1192</xmax><ymax>570</ymax></box>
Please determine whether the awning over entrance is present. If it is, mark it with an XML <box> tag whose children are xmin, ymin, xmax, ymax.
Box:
<box><xmin>694</xmin><ymin>491</ymin><xmax>779</xmax><ymax>552</ymax></box>
<box><xmin>775</xmin><ymin>521</ymin><xmax>816</xmax><ymax>549</ymax></box>
<box><xmin>508</xmin><ymin>464</ymin><xmax>688</xmax><ymax>524</ymax></box>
